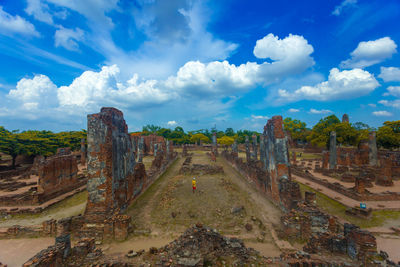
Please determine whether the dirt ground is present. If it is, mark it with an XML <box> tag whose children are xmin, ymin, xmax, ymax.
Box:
<box><xmin>2</xmin><ymin>150</ymin><xmax>400</xmax><ymax>265</ymax></box>
<box><xmin>0</xmin><ymin>237</ymin><xmax>53</xmax><ymax>267</ymax></box>
<box><xmin>118</xmin><ymin>152</ymin><xmax>286</xmax><ymax>258</ymax></box>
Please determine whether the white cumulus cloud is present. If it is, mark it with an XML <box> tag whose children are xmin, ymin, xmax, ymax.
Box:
<box><xmin>253</xmin><ymin>33</ymin><xmax>315</xmax><ymax>81</ymax></box>
<box><xmin>308</xmin><ymin>108</ymin><xmax>333</xmax><ymax>114</ymax></box>
<box><xmin>288</xmin><ymin>108</ymin><xmax>300</xmax><ymax>113</ymax></box>
<box><xmin>167</xmin><ymin>121</ymin><xmax>177</xmax><ymax>126</ymax></box>
<box><xmin>166</xmin><ymin>33</ymin><xmax>315</xmax><ymax>97</ymax></box>
<box><xmin>379</xmin><ymin>67</ymin><xmax>400</xmax><ymax>82</ymax></box>
<box><xmin>372</xmin><ymin>110</ymin><xmax>392</xmax><ymax>117</ymax></box>
<box><xmin>55</xmin><ymin>26</ymin><xmax>84</xmax><ymax>51</ymax></box>
<box><xmin>379</xmin><ymin>99</ymin><xmax>400</xmax><ymax>109</ymax></box>
<box><xmin>251</xmin><ymin>115</ymin><xmax>269</xmax><ymax>120</ymax></box>
<box><xmin>8</xmin><ymin>74</ymin><xmax>57</xmax><ymax>105</ymax></box>
<box><xmin>278</xmin><ymin>68</ymin><xmax>379</xmax><ymax>102</ymax></box>
<box><xmin>0</xmin><ymin>6</ymin><xmax>39</xmax><ymax>37</ymax></box>
<box><xmin>384</xmin><ymin>86</ymin><xmax>400</xmax><ymax>97</ymax></box>
<box><xmin>57</xmin><ymin>65</ymin><xmax>174</xmax><ymax>111</ymax></box>
<box><xmin>340</xmin><ymin>37</ymin><xmax>397</xmax><ymax>69</ymax></box>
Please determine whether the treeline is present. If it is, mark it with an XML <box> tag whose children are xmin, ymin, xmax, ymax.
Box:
<box><xmin>135</xmin><ymin>125</ymin><xmax>258</xmax><ymax>145</ymax></box>
<box><xmin>0</xmin><ymin>126</ymin><xmax>86</xmax><ymax>168</ymax></box>
<box><xmin>1</xmin><ymin>115</ymin><xmax>400</xmax><ymax>168</ymax></box>
<box><xmin>283</xmin><ymin>115</ymin><xmax>400</xmax><ymax>150</ymax></box>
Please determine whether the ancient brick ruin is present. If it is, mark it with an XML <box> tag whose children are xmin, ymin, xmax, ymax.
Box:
<box><xmin>223</xmin><ymin>115</ymin><xmax>301</xmax><ymax>211</ymax></box>
<box><xmin>0</xmin><ymin>147</ymin><xmax>87</xmax><ymax>212</ymax></box>
<box><xmin>78</xmin><ymin>107</ymin><xmax>177</xmax><ymax>241</ymax></box>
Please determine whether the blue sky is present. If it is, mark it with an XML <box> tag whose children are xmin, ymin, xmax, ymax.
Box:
<box><xmin>0</xmin><ymin>0</ymin><xmax>400</xmax><ymax>132</ymax></box>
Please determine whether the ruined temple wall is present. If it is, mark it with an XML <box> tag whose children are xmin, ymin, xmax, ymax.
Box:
<box><xmin>37</xmin><ymin>152</ymin><xmax>83</xmax><ymax>203</ymax></box>
<box><xmin>141</xmin><ymin>135</ymin><xmax>165</xmax><ymax>155</ymax></box>
<box><xmin>85</xmin><ymin>107</ymin><xmax>136</xmax><ymax>222</ymax></box>
<box><xmin>223</xmin><ymin>115</ymin><xmax>300</xmax><ymax>211</ymax></box>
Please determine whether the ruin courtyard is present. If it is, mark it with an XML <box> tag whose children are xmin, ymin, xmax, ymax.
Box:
<box><xmin>0</xmin><ymin>108</ymin><xmax>399</xmax><ymax>267</ymax></box>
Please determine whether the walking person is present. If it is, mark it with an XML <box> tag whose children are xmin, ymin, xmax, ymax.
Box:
<box><xmin>192</xmin><ymin>177</ymin><xmax>196</xmax><ymax>194</ymax></box>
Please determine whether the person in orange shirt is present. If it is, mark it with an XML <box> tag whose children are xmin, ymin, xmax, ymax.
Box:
<box><xmin>192</xmin><ymin>177</ymin><xmax>196</xmax><ymax>194</ymax></box>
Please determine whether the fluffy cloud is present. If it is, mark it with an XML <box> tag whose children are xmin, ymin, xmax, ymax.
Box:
<box><xmin>379</xmin><ymin>99</ymin><xmax>400</xmax><ymax>109</ymax></box>
<box><xmin>383</xmin><ymin>86</ymin><xmax>400</xmax><ymax>97</ymax></box>
<box><xmin>332</xmin><ymin>0</ymin><xmax>357</xmax><ymax>16</ymax></box>
<box><xmin>253</xmin><ymin>33</ymin><xmax>315</xmax><ymax>82</ymax></box>
<box><xmin>57</xmin><ymin>65</ymin><xmax>173</xmax><ymax>112</ymax></box>
<box><xmin>8</xmin><ymin>74</ymin><xmax>57</xmax><ymax>106</ymax></box>
<box><xmin>288</xmin><ymin>108</ymin><xmax>300</xmax><ymax>113</ymax></box>
<box><xmin>25</xmin><ymin>0</ymin><xmax>54</xmax><ymax>24</ymax></box>
<box><xmin>165</xmin><ymin>33</ymin><xmax>315</xmax><ymax>97</ymax></box>
<box><xmin>379</xmin><ymin>67</ymin><xmax>400</xmax><ymax>82</ymax></box>
<box><xmin>340</xmin><ymin>37</ymin><xmax>397</xmax><ymax>69</ymax></box>
<box><xmin>167</xmin><ymin>121</ymin><xmax>177</xmax><ymax>126</ymax></box>
<box><xmin>166</xmin><ymin>60</ymin><xmax>259</xmax><ymax>97</ymax></box>
<box><xmin>372</xmin><ymin>110</ymin><xmax>392</xmax><ymax>117</ymax></box>
<box><xmin>55</xmin><ymin>26</ymin><xmax>84</xmax><ymax>51</ymax></box>
<box><xmin>251</xmin><ymin>115</ymin><xmax>269</xmax><ymax>120</ymax></box>
<box><xmin>308</xmin><ymin>108</ymin><xmax>332</xmax><ymax>114</ymax></box>
<box><xmin>278</xmin><ymin>68</ymin><xmax>379</xmax><ymax>102</ymax></box>
<box><xmin>0</xmin><ymin>6</ymin><xmax>39</xmax><ymax>37</ymax></box>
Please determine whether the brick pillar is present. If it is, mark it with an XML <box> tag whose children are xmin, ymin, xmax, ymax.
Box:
<box><xmin>329</xmin><ymin>131</ymin><xmax>337</xmax><ymax>170</ymax></box>
<box><xmin>252</xmin><ymin>134</ymin><xmax>258</xmax><ymax>160</ymax></box>
<box><xmin>292</xmin><ymin>151</ymin><xmax>297</xmax><ymax>165</ymax></box>
<box><xmin>232</xmin><ymin>139</ymin><xmax>238</xmax><ymax>157</ymax></box>
<box><xmin>84</xmin><ymin>107</ymin><xmax>135</xmax><ymax>238</ymax></box>
<box><xmin>80</xmin><ymin>138</ymin><xmax>86</xmax><ymax>165</ymax></box>
<box><xmin>138</xmin><ymin>137</ymin><xmax>144</xmax><ymax>163</ymax></box>
<box><xmin>260</xmin><ymin>135</ymin><xmax>265</xmax><ymax>164</ymax></box>
<box><xmin>245</xmin><ymin>136</ymin><xmax>251</xmax><ymax>162</ymax></box>
<box><xmin>377</xmin><ymin>157</ymin><xmax>393</xmax><ymax>186</ymax></box>
<box><xmin>355</xmin><ymin>177</ymin><xmax>365</xmax><ymax>194</ymax></box>
<box><xmin>369</xmin><ymin>132</ymin><xmax>378</xmax><ymax>166</ymax></box>
<box><xmin>264</xmin><ymin>116</ymin><xmax>290</xmax><ymax>204</ymax></box>
<box><xmin>322</xmin><ymin>151</ymin><xmax>329</xmax><ymax>169</ymax></box>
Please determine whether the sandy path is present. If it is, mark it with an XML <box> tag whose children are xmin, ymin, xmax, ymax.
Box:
<box><xmin>0</xmin><ymin>202</ymin><xmax>86</xmax><ymax>227</ymax></box>
<box><xmin>0</xmin><ymin>237</ymin><xmax>53</xmax><ymax>267</ymax></box>
<box><xmin>293</xmin><ymin>175</ymin><xmax>400</xmax><ymax>210</ymax></box>
<box><xmin>376</xmin><ymin>235</ymin><xmax>400</xmax><ymax>262</ymax></box>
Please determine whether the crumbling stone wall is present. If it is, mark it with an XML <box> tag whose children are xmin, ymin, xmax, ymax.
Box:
<box><xmin>37</xmin><ymin>148</ymin><xmax>84</xmax><ymax>203</ymax></box>
<box><xmin>83</xmin><ymin>107</ymin><xmax>136</xmax><ymax>240</ymax></box>
<box><xmin>223</xmin><ymin>115</ymin><xmax>300</xmax><ymax>211</ymax></box>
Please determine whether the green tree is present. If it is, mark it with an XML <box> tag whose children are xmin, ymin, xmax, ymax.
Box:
<box><xmin>190</xmin><ymin>133</ymin><xmax>210</xmax><ymax>144</ymax></box>
<box><xmin>377</xmin><ymin>124</ymin><xmax>400</xmax><ymax>149</ymax></box>
<box><xmin>225</xmin><ymin>128</ymin><xmax>235</xmax><ymax>137</ymax></box>
<box><xmin>142</xmin><ymin>124</ymin><xmax>161</xmax><ymax>134</ymax></box>
<box><xmin>156</xmin><ymin>128</ymin><xmax>172</xmax><ymax>139</ymax></box>
<box><xmin>307</xmin><ymin>115</ymin><xmax>342</xmax><ymax>148</ymax></box>
<box><xmin>283</xmin><ymin>117</ymin><xmax>307</xmax><ymax>143</ymax></box>
<box><xmin>217</xmin><ymin>136</ymin><xmax>234</xmax><ymax>146</ymax></box>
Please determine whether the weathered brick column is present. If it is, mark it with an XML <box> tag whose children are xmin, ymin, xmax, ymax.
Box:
<box><xmin>245</xmin><ymin>136</ymin><xmax>251</xmax><ymax>162</ymax></box>
<box><xmin>260</xmin><ymin>135</ymin><xmax>265</xmax><ymax>166</ymax></box>
<box><xmin>252</xmin><ymin>134</ymin><xmax>258</xmax><ymax>160</ymax></box>
<box><xmin>368</xmin><ymin>132</ymin><xmax>378</xmax><ymax>166</ymax></box>
<box><xmin>264</xmin><ymin>116</ymin><xmax>290</xmax><ymax>203</ymax></box>
<box><xmin>80</xmin><ymin>138</ymin><xmax>86</xmax><ymax>165</ymax></box>
<box><xmin>212</xmin><ymin>132</ymin><xmax>218</xmax><ymax>156</ymax></box>
<box><xmin>329</xmin><ymin>131</ymin><xmax>337</xmax><ymax>170</ymax></box>
<box><xmin>232</xmin><ymin>140</ymin><xmax>238</xmax><ymax>157</ymax></box>
<box><xmin>84</xmin><ymin>107</ymin><xmax>135</xmax><ymax>240</ymax></box>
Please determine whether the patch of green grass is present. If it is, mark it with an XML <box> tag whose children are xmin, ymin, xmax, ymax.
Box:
<box><xmin>294</xmin><ymin>152</ymin><xmax>321</xmax><ymax>160</ymax></box>
<box><xmin>298</xmin><ymin>183</ymin><xmax>400</xmax><ymax>228</ymax></box>
<box><xmin>1</xmin><ymin>191</ymin><xmax>87</xmax><ymax>222</ymax></box>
